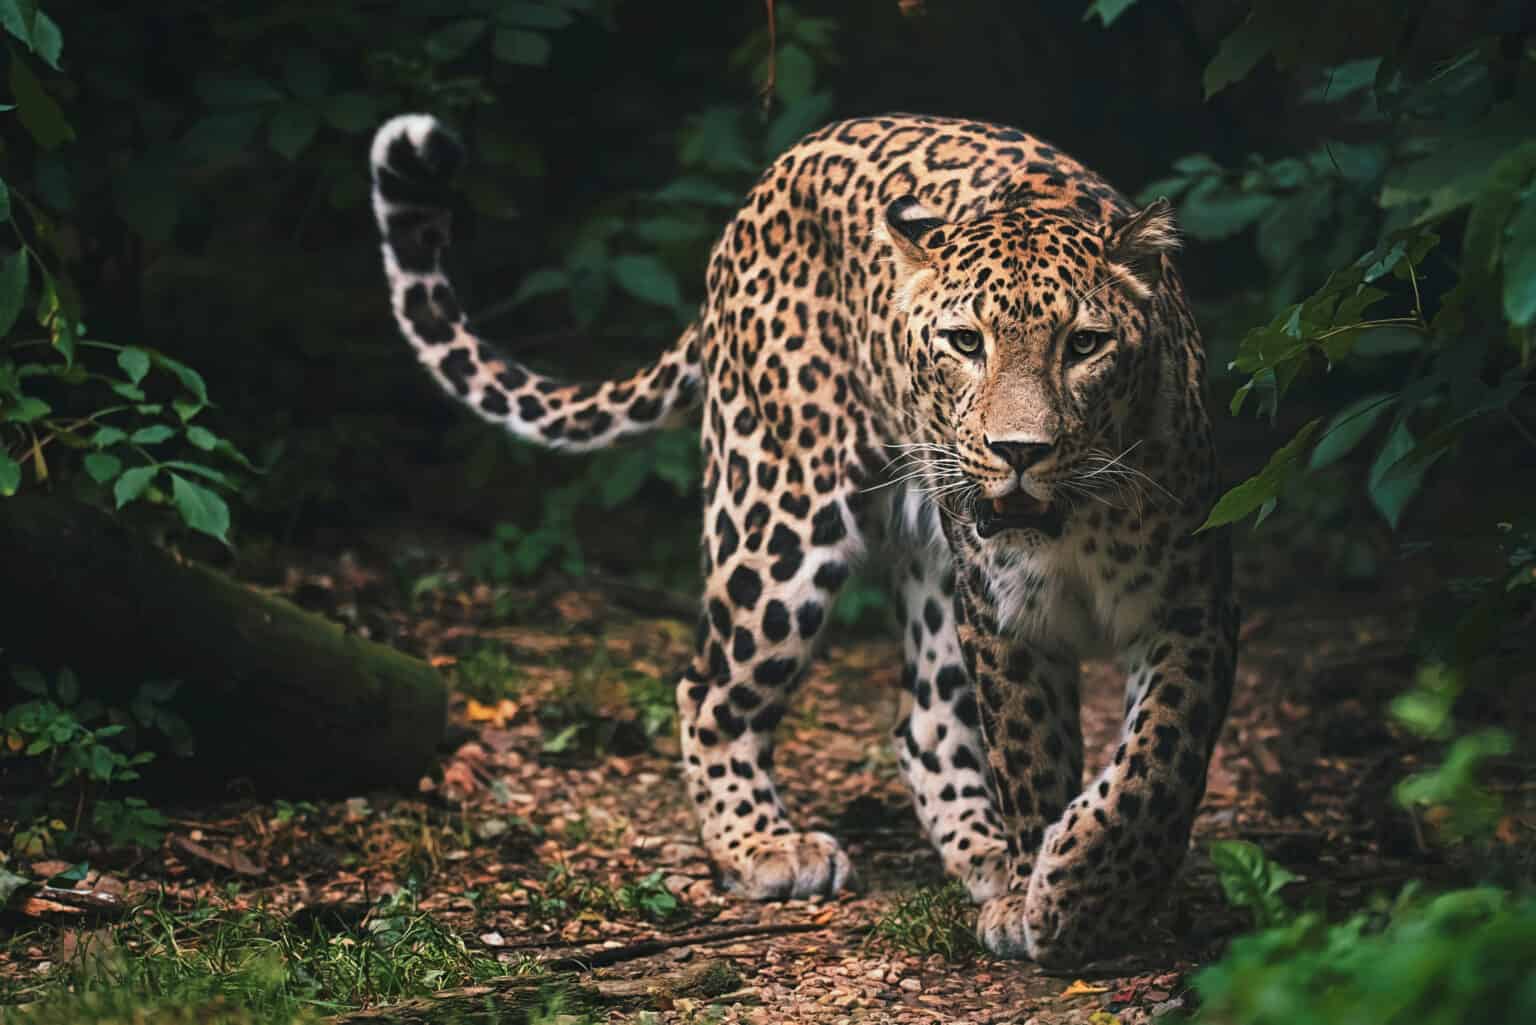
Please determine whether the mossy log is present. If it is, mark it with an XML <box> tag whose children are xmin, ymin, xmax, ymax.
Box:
<box><xmin>0</xmin><ymin>495</ymin><xmax>445</xmax><ymax>794</ymax></box>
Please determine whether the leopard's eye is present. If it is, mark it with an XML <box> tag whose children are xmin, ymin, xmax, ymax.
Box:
<box><xmin>940</xmin><ymin>329</ymin><xmax>983</xmax><ymax>356</ymax></box>
<box><xmin>1068</xmin><ymin>330</ymin><xmax>1110</xmax><ymax>361</ymax></box>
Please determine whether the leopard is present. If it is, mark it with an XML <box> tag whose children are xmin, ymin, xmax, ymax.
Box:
<box><xmin>369</xmin><ymin>111</ymin><xmax>1237</xmax><ymax>966</ymax></box>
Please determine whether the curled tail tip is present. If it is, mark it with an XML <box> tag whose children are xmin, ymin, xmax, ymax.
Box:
<box><xmin>370</xmin><ymin>114</ymin><xmax>464</xmax><ymax>190</ymax></box>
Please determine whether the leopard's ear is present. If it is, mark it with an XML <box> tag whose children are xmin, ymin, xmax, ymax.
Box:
<box><xmin>879</xmin><ymin>196</ymin><xmax>948</xmax><ymax>279</ymax></box>
<box><xmin>1105</xmin><ymin>197</ymin><xmax>1180</xmax><ymax>300</ymax></box>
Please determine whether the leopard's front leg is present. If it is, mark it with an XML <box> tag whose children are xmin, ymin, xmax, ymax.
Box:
<box><xmin>951</xmin><ymin>584</ymin><xmax>1086</xmax><ymax>959</ymax></box>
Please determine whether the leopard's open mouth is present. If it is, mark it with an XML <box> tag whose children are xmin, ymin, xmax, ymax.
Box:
<box><xmin>974</xmin><ymin>490</ymin><xmax>1063</xmax><ymax>539</ymax></box>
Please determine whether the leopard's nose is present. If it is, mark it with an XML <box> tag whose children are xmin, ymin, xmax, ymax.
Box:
<box><xmin>985</xmin><ymin>438</ymin><xmax>1054</xmax><ymax>472</ymax></box>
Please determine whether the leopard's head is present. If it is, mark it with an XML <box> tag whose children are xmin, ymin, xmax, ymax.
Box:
<box><xmin>879</xmin><ymin>195</ymin><xmax>1182</xmax><ymax>543</ymax></box>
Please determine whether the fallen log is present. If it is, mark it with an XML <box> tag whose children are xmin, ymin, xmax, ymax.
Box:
<box><xmin>328</xmin><ymin>959</ymin><xmax>748</xmax><ymax>1025</ymax></box>
<box><xmin>0</xmin><ymin>495</ymin><xmax>445</xmax><ymax>794</ymax></box>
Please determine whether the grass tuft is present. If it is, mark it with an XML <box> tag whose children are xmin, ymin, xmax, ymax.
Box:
<box><xmin>867</xmin><ymin>882</ymin><xmax>982</xmax><ymax>962</ymax></box>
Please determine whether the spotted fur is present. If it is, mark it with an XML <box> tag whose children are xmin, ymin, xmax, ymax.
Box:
<box><xmin>371</xmin><ymin>113</ymin><xmax>1237</xmax><ymax>965</ymax></box>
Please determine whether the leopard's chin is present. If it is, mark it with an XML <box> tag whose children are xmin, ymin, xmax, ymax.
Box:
<box><xmin>973</xmin><ymin>491</ymin><xmax>1063</xmax><ymax>540</ymax></box>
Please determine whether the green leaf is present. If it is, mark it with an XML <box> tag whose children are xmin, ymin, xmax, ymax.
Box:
<box><xmin>181</xmin><ymin>112</ymin><xmax>264</xmax><ymax>162</ymax></box>
<box><xmin>268</xmin><ymin>106</ymin><xmax>321</xmax><ymax>161</ymax></box>
<box><xmin>117</xmin><ymin>347</ymin><xmax>150</xmax><ymax>384</ymax></box>
<box><xmin>0</xmin><ymin>866</ymin><xmax>30</xmax><ymax>905</ymax></box>
<box><xmin>170</xmin><ymin>473</ymin><xmax>231</xmax><ymax>542</ymax></box>
<box><xmin>1309</xmin><ymin>394</ymin><xmax>1394</xmax><ymax>470</ymax></box>
<box><xmin>1177</xmin><ymin>179</ymin><xmax>1275</xmax><ymax>241</ymax></box>
<box><xmin>653</xmin><ymin>177</ymin><xmax>740</xmax><ymax>207</ymax></box>
<box><xmin>323</xmin><ymin>92</ymin><xmax>378</xmax><ymax>134</ymax></box>
<box><xmin>611</xmin><ymin>254</ymin><xmax>682</xmax><ymax>309</ymax></box>
<box><xmin>0</xmin><ymin>3</ymin><xmax>61</xmax><ymax>69</ymax></box>
<box><xmin>161</xmin><ymin>460</ymin><xmax>235</xmax><ymax>488</ymax></box>
<box><xmin>426</xmin><ymin>19</ymin><xmax>488</xmax><ymax>62</ymax></box>
<box><xmin>1208</xmin><ymin>839</ymin><xmax>1298</xmax><ymax>928</ymax></box>
<box><xmin>9</xmin><ymin>57</ymin><xmax>73</xmax><ymax>149</ymax></box>
<box><xmin>185</xmin><ymin>425</ymin><xmax>217</xmax><ymax>451</ymax></box>
<box><xmin>1203</xmin><ymin>9</ymin><xmax>1277</xmax><ymax>98</ymax></box>
<box><xmin>0</xmin><ymin>450</ymin><xmax>19</xmax><ymax>496</ymax></box>
<box><xmin>492</xmin><ymin>27</ymin><xmax>550</xmax><ymax>66</ymax></box>
<box><xmin>1200</xmin><ymin>419</ymin><xmax>1321</xmax><ymax>530</ymax></box>
<box><xmin>1367</xmin><ymin>419</ymin><xmax>1433</xmax><ymax>529</ymax></box>
<box><xmin>1083</xmin><ymin>0</ymin><xmax>1139</xmax><ymax>27</ymax></box>
<box><xmin>0</xmin><ymin>247</ymin><xmax>29</xmax><ymax>337</ymax></box>
<box><xmin>772</xmin><ymin>43</ymin><xmax>815</xmax><ymax>103</ymax></box>
<box><xmin>510</xmin><ymin>267</ymin><xmax>568</xmax><ymax>307</ymax></box>
<box><xmin>150</xmin><ymin>351</ymin><xmax>210</xmax><ymax>405</ymax></box>
<box><xmin>83</xmin><ymin>451</ymin><xmax>122</xmax><ymax>483</ymax></box>
<box><xmin>1502</xmin><ymin>187</ymin><xmax>1536</xmax><ymax>327</ymax></box>
<box><xmin>90</xmin><ymin>426</ymin><xmax>128</xmax><ymax>447</ymax></box>
<box><xmin>0</xmin><ymin>178</ymin><xmax>9</xmax><ymax>223</ymax></box>
<box><xmin>3</xmin><ymin>395</ymin><xmax>49</xmax><ymax>423</ymax></box>
<box><xmin>113</xmin><ymin>465</ymin><xmax>158</xmax><ymax>509</ymax></box>
<box><xmin>129</xmin><ymin>424</ymin><xmax>174</xmax><ymax>445</ymax></box>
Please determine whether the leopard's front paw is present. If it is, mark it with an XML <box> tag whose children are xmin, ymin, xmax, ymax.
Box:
<box><xmin>976</xmin><ymin>893</ymin><xmax>1033</xmax><ymax>959</ymax></box>
<box><xmin>718</xmin><ymin>831</ymin><xmax>854</xmax><ymax>900</ymax></box>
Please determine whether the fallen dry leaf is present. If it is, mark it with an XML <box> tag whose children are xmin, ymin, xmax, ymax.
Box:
<box><xmin>1060</xmin><ymin>978</ymin><xmax>1110</xmax><ymax>999</ymax></box>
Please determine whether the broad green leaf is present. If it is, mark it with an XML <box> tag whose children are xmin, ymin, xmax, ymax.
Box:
<box><xmin>129</xmin><ymin>424</ymin><xmax>174</xmax><ymax>445</ymax></box>
<box><xmin>1177</xmin><ymin>179</ymin><xmax>1275</xmax><ymax>241</ymax></box>
<box><xmin>118</xmin><ymin>347</ymin><xmax>150</xmax><ymax>384</ymax></box>
<box><xmin>654</xmin><ymin>177</ymin><xmax>740</xmax><ymax>207</ymax></box>
<box><xmin>171</xmin><ymin>473</ymin><xmax>230</xmax><ymax>542</ymax></box>
<box><xmin>83</xmin><ymin>451</ymin><xmax>122</xmax><ymax>483</ymax></box>
<box><xmin>150</xmin><ymin>351</ymin><xmax>209</xmax><ymax>405</ymax></box>
<box><xmin>323</xmin><ymin>92</ymin><xmax>378</xmax><ymax>134</ymax></box>
<box><xmin>1309</xmin><ymin>394</ymin><xmax>1394</xmax><ymax>470</ymax></box>
<box><xmin>0</xmin><ymin>3</ymin><xmax>61</xmax><ymax>69</ymax></box>
<box><xmin>181</xmin><ymin>112</ymin><xmax>264</xmax><ymax>162</ymax></box>
<box><xmin>0</xmin><ymin>450</ymin><xmax>19</xmax><ymax>495</ymax></box>
<box><xmin>3</xmin><ymin>395</ymin><xmax>49</xmax><ymax>422</ymax></box>
<box><xmin>426</xmin><ymin>19</ymin><xmax>488</xmax><ymax>62</ymax></box>
<box><xmin>161</xmin><ymin>460</ymin><xmax>235</xmax><ymax>488</ymax></box>
<box><xmin>1502</xmin><ymin>187</ymin><xmax>1536</xmax><ymax>327</ymax></box>
<box><xmin>1083</xmin><ymin>0</ymin><xmax>1139</xmax><ymax>27</ymax></box>
<box><xmin>0</xmin><ymin>866</ymin><xmax>29</xmax><ymax>905</ymax></box>
<box><xmin>1209</xmin><ymin>839</ymin><xmax>1298</xmax><ymax>928</ymax></box>
<box><xmin>0</xmin><ymin>247</ymin><xmax>28</xmax><ymax>337</ymax></box>
<box><xmin>113</xmin><ymin>465</ymin><xmax>158</xmax><ymax>509</ymax></box>
<box><xmin>185</xmin><ymin>425</ymin><xmax>217</xmax><ymax>451</ymax></box>
<box><xmin>1203</xmin><ymin>9</ymin><xmax>1277</xmax><ymax>98</ymax></box>
<box><xmin>90</xmin><ymin>426</ymin><xmax>128</xmax><ymax>447</ymax></box>
<box><xmin>268</xmin><ymin>106</ymin><xmax>320</xmax><ymax>161</ymax></box>
<box><xmin>764</xmin><ymin>91</ymin><xmax>835</xmax><ymax>158</ymax></box>
<box><xmin>492</xmin><ymin>27</ymin><xmax>550</xmax><ymax>66</ymax></box>
<box><xmin>510</xmin><ymin>267</ymin><xmax>568</xmax><ymax>307</ymax></box>
<box><xmin>9</xmin><ymin>57</ymin><xmax>73</xmax><ymax>149</ymax></box>
<box><xmin>611</xmin><ymin>254</ymin><xmax>683</xmax><ymax>310</ymax></box>
<box><xmin>772</xmin><ymin>43</ymin><xmax>815</xmax><ymax>104</ymax></box>
<box><xmin>1200</xmin><ymin>419</ymin><xmax>1320</xmax><ymax>530</ymax></box>
<box><xmin>1368</xmin><ymin>419</ymin><xmax>1434</xmax><ymax>529</ymax></box>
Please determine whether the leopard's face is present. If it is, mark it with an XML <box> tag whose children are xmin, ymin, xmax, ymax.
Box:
<box><xmin>882</xmin><ymin>197</ymin><xmax>1180</xmax><ymax>543</ymax></box>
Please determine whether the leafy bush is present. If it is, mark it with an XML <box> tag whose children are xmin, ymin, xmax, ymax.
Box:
<box><xmin>868</xmin><ymin>882</ymin><xmax>981</xmax><ymax>962</ymax></box>
<box><xmin>3</xmin><ymin>667</ymin><xmax>184</xmax><ymax>853</ymax></box>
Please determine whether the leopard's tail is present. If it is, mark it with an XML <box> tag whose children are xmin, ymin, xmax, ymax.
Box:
<box><xmin>370</xmin><ymin>115</ymin><xmax>702</xmax><ymax>453</ymax></box>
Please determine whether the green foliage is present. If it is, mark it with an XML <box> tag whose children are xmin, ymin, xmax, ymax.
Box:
<box><xmin>2</xmin><ymin>886</ymin><xmax>511</xmax><ymax>1023</ymax></box>
<box><xmin>538</xmin><ymin>646</ymin><xmax>674</xmax><ymax>757</ymax></box>
<box><xmin>3</xmin><ymin>667</ymin><xmax>185</xmax><ymax>853</ymax></box>
<box><xmin>868</xmin><ymin>882</ymin><xmax>981</xmax><ymax>962</ymax></box>
<box><xmin>0</xmin><ymin>2</ymin><xmax>249</xmax><ymax>540</ymax></box>
<box><xmin>452</xmin><ymin>644</ymin><xmax>525</xmax><ymax>705</ymax></box>
<box><xmin>1208</xmin><ymin>839</ymin><xmax>1300</xmax><ymax>930</ymax></box>
<box><xmin>530</xmin><ymin>863</ymin><xmax>681</xmax><ymax>923</ymax></box>
<box><xmin>1133</xmin><ymin>18</ymin><xmax>1536</xmax><ymax>534</ymax></box>
<box><xmin>1192</xmin><ymin>887</ymin><xmax>1536</xmax><ymax>1025</ymax></box>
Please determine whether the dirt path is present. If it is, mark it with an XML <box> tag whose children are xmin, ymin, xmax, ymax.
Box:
<box><xmin>9</xmin><ymin>530</ymin><xmax>1508</xmax><ymax>1025</ymax></box>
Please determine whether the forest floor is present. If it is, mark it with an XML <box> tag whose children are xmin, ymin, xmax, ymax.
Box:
<box><xmin>4</xmin><ymin>514</ymin><xmax>1533</xmax><ymax>1025</ymax></box>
